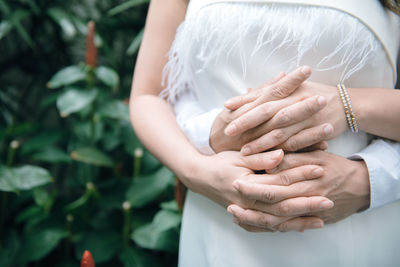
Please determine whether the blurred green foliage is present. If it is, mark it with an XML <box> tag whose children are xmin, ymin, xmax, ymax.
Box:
<box><xmin>0</xmin><ymin>0</ymin><xmax>181</xmax><ymax>266</ymax></box>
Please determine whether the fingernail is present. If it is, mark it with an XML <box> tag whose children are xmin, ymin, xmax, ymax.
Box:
<box><xmin>271</xmin><ymin>149</ymin><xmax>283</xmax><ymax>161</ymax></box>
<box><xmin>300</xmin><ymin>66</ymin><xmax>312</xmax><ymax>76</ymax></box>
<box><xmin>311</xmin><ymin>167</ymin><xmax>324</xmax><ymax>177</ymax></box>
<box><xmin>228</xmin><ymin>205</ymin><xmax>239</xmax><ymax>215</ymax></box>
<box><xmin>317</xmin><ymin>96</ymin><xmax>326</xmax><ymax>106</ymax></box>
<box><xmin>232</xmin><ymin>180</ymin><xmax>240</xmax><ymax>191</ymax></box>
<box><xmin>320</xmin><ymin>142</ymin><xmax>328</xmax><ymax>150</ymax></box>
<box><xmin>323</xmin><ymin>124</ymin><xmax>333</xmax><ymax>136</ymax></box>
<box><xmin>224</xmin><ymin>98</ymin><xmax>235</xmax><ymax>107</ymax></box>
<box><xmin>227</xmin><ymin>206</ymin><xmax>233</xmax><ymax>214</ymax></box>
<box><xmin>224</xmin><ymin>124</ymin><xmax>237</xmax><ymax>136</ymax></box>
<box><xmin>312</xmin><ymin>221</ymin><xmax>324</xmax><ymax>228</ymax></box>
<box><xmin>241</xmin><ymin>146</ymin><xmax>251</xmax><ymax>156</ymax></box>
<box><xmin>320</xmin><ymin>200</ymin><xmax>334</xmax><ymax>209</ymax></box>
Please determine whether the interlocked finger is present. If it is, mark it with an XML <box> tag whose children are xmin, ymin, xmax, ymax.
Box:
<box><xmin>276</xmin><ymin>216</ymin><xmax>324</xmax><ymax>232</ymax></box>
<box><xmin>267</xmin><ymin>95</ymin><xmax>327</xmax><ymax>130</ymax></box>
<box><xmin>241</xmin><ymin>122</ymin><xmax>307</xmax><ymax>156</ymax></box>
<box><xmin>224</xmin><ymin>99</ymin><xmax>290</xmax><ymax>137</ymax></box>
<box><xmin>252</xmin><ymin>196</ymin><xmax>334</xmax><ymax>217</ymax></box>
<box><xmin>224</xmin><ymin>72</ymin><xmax>286</xmax><ymax>110</ymax></box>
<box><xmin>228</xmin><ymin>204</ymin><xmax>326</xmax><ymax>232</ymax></box>
<box><xmin>279</xmin><ymin>123</ymin><xmax>333</xmax><ymax>152</ymax></box>
<box><xmin>242</xmin><ymin>164</ymin><xmax>324</xmax><ymax>186</ymax></box>
<box><xmin>233</xmin><ymin>179</ymin><xmax>320</xmax><ymax>204</ymax></box>
<box><xmin>240</xmin><ymin>149</ymin><xmax>284</xmax><ymax>171</ymax></box>
<box><xmin>228</xmin><ymin>204</ymin><xmax>293</xmax><ymax>229</ymax></box>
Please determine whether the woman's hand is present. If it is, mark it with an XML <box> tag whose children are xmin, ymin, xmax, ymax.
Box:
<box><xmin>228</xmin><ymin>150</ymin><xmax>370</xmax><ymax>231</ymax></box>
<box><xmin>210</xmin><ymin>66</ymin><xmax>348</xmax><ymax>154</ymax></box>
<box><xmin>191</xmin><ymin>149</ymin><xmax>334</xmax><ymax>232</ymax></box>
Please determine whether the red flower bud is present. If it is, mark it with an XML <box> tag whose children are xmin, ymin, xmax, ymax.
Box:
<box><xmin>85</xmin><ymin>21</ymin><xmax>97</xmax><ymax>67</ymax></box>
<box><xmin>81</xmin><ymin>250</ymin><xmax>95</xmax><ymax>267</ymax></box>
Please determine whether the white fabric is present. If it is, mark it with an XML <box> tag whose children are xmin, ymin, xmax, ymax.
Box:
<box><xmin>350</xmin><ymin>140</ymin><xmax>400</xmax><ymax>210</ymax></box>
<box><xmin>165</xmin><ymin>1</ymin><xmax>400</xmax><ymax>266</ymax></box>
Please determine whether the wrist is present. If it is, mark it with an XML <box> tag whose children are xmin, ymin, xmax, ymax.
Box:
<box><xmin>351</xmin><ymin>159</ymin><xmax>371</xmax><ymax>211</ymax></box>
<box><xmin>346</xmin><ymin>87</ymin><xmax>369</xmax><ymax>133</ymax></box>
<box><xmin>177</xmin><ymin>153</ymin><xmax>212</xmax><ymax>194</ymax></box>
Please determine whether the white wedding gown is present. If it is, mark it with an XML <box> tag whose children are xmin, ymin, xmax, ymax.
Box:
<box><xmin>162</xmin><ymin>0</ymin><xmax>400</xmax><ymax>266</ymax></box>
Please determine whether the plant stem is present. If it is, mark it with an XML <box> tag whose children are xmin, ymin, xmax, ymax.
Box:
<box><xmin>122</xmin><ymin>201</ymin><xmax>131</xmax><ymax>247</ymax></box>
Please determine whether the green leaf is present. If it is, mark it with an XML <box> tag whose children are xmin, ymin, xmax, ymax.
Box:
<box><xmin>127</xmin><ymin>29</ymin><xmax>144</xmax><ymax>55</ymax></box>
<box><xmin>132</xmin><ymin>223</ymin><xmax>179</xmax><ymax>252</ymax></box>
<box><xmin>98</xmin><ymin>100</ymin><xmax>129</xmax><ymax>121</ymax></box>
<box><xmin>152</xmin><ymin>209</ymin><xmax>181</xmax><ymax>232</ymax></box>
<box><xmin>0</xmin><ymin>20</ymin><xmax>12</xmax><ymax>40</ymax></box>
<box><xmin>57</xmin><ymin>88</ymin><xmax>98</xmax><ymax>117</ymax></box>
<box><xmin>126</xmin><ymin>167</ymin><xmax>174</xmax><ymax>208</ymax></box>
<box><xmin>0</xmin><ymin>165</ymin><xmax>20</xmax><ymax>193</ymax></box>
<box><xmin>75</xmin><ymin>230</ymin><xmax>121</xmax><ymax>263</ymax></box>
<box><xmin>108</xmin><ymin>0</ymin><xmax>149</xmax><ymax>16</ymax></box>
<box><xmin>20</xmin><ymin>132</ymin><xmax>64</xmax><ymax>155</ymax></box>
<box><xmin>119</xmin><ymin>247</ymin><xmax>158</xmax><ymax>267</ymax></box>
<box><xmin>70</xmin><ymin>147</ymin><xmax>114</xmax><ymax>167</ymax></box>
<box><xmin>64</xmin><ymin>192</ymin><xmax>90</xmax><ymax>213</ymax></box>
<box><xmin>47</xmin><ymin>8</ymin><xmax>76</xmax><ymax>38</ymax></box>
<box><xmin>95</xmin><ymin>66</ymin><xmax>119</xmax><ymax>90</ymax></box>
<box><xmin>33</xmin><ymin>187</ymin><xmax>54</xmax><ymax>212</ymax></box>
<box><xmin>47</xmin><ymin>66</ymin><xmax>86</xmax><ymax>89</ymax></box>
<box><xmin>160</xmin><ymin>200</ymin><xmax>179</xmax><ymax>212</ymax></box>
<box><xmin>10</xmin><ymin>10</ymin><xmax>34</xmax><ymax>48</ymax></box>
<box><xmin>21</xmin><ymin>228</ymin><xmax>68</xmax><ymax>262</ymax></box>
<box><xmin>14</xmin><ymin>165</ymin><xmax>53</xmax><ymax>190</ymax></box>
<box><xmin>32</xmin><ymin>146</ymin><xmax>72</xmax><ymax>163</ymax></box>
<box><xmin>16</xmin><ymin>205</ymin><xmax>42</xmax><ymax>223</ymax></box>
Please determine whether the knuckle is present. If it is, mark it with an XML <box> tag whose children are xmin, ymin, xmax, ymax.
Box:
<box><xmin>261</xmin><ymin>188</ymin><xmax>276</xmax><ymax>202</ymax></box>
<box><xmin>305</xmin><ymin>198</ymin><xmax>313</xmax><ymax>213</ymax></box>
<box><xmin>258</xmin><ymin>215</ymin><xmax>272</xmax><ymax>228</ymax></box>
<box><xmin>278</xmin><ymin>172</ymin><xmax>292</xmax><ymax>186</ymax></box>
<box><xmin>277</xmin><ymin>222</ymin><xmax>289</xmax><ymax>232</ymax></box>
<box><xmin>278</xmin><ymin>202</ymin><xmax>290</xmax><ymax>216</ymax></box>
<box><xmin>271</xmin><ymin>85</ymin><xmax>287</xmax><ymax>98</ymax></box>
<box><xmin>304</xmin><ymin>100</ymin><xmax>317</xmax><ymax>114</ymax></box>
<box><xmin>285</xmin><ymin>137</ymin><xmax>299</xmax><ymax>151</ymax></box>
<box><xmin>259</xmin><ymin>103</ymin><xmax>272</xmax><ymax>118</ymax></box>
<box><xmin>272</xmin><ymin>129</ymin><xmax>286</xmax><ymax>143</ymax></box>
<box><xmin>276</xmin><ymin>110</ymin><xmax>291</xmax><ymax>125</ymax></box>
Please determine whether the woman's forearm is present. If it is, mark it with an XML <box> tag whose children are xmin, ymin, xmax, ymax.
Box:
<box><xmin>130</xmin><ymin>94</ymin><xmax>207</xmax><ymax>190</ymax></box>
<box><xmin>350</xmin><ymin>87</ymin><xmax>400</xmax><ymax>141</ymax></box>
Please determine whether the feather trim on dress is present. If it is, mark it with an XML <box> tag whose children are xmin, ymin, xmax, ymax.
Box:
<box><xmin>161</xmin><ymin>3</ymin><xmax>379</xmax><ymax>103</ymax></box>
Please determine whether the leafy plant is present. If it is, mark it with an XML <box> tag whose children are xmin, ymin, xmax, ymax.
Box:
<box><xmin>0</xmin><ymin>1</ymin><xmax>181</xmax><ymax>266</ymax></box>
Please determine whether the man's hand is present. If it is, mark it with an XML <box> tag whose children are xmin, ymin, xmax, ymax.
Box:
<box><xmin>228</xmin><ymin>150</ymin><xmax>370</xmax><ymax>231</ymax></box>
<box><xmin>195</xmin><ymin>150</ymin><xmax>335</xmax><ymax>232</ymax></box>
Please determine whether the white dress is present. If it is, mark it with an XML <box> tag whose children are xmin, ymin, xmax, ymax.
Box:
<box><xmin>162</xmin><ymin>0</ymin><xmax>400</xmax><ymax>266</ymax></box>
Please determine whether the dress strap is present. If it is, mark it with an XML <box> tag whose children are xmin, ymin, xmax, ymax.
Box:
<box><xmin>187</xmin><ymin>0</ymin><xmax>400</xmax><ymax>80</ymax></box>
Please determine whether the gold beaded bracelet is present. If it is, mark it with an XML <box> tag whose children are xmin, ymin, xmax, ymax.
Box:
<box><xmin>337</xmin><ymin>83</ymin><xmax>359</xmax><ymax>133</ymax></box>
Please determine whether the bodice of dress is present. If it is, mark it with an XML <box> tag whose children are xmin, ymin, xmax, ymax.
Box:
<box><xmin>170</xmin><ymin>2</ymin><xmax>400</xmax><ymax>267</ymax></box>
<box><xmin>163</xmin><ymin>0</ymin><xmax>400</xmax><ymax>156</ymax></box>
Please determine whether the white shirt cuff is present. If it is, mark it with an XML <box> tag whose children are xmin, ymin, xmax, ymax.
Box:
<box><xmin>349</xmin><ymin>139</ymin><xmax>400</xmax><ymax>210</ymax></box>
<box><xmin>173</xmin><ymin>92</ymin><xmax>222</xmax><ymax>155</ymax></box>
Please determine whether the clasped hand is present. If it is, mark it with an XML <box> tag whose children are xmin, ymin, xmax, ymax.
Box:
<box><xmin>207</xmin><ymin>66</ymin><xmax>370</xmax><ymax>232</ymax></box>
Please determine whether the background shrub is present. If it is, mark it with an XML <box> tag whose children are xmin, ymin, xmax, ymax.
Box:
<box><xmin>0</xmin><ymin>0</ymin><xmax>181</xmax><ymax>266</ymax></box>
